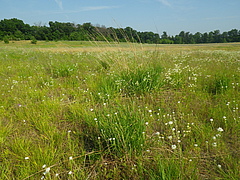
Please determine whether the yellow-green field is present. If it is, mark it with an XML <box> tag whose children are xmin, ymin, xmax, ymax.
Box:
<box><xmin>0</xmin><ymin>41</ymin><xmax>239</xmax><ymax>179</ymax></box>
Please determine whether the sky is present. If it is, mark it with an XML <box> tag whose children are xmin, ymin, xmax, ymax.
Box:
<box><xmin>0</xmin><ymin>0</ymin><xmax>240</xmax><ymax>36</ymax></box>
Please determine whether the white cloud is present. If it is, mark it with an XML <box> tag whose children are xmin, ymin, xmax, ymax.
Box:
<box><xmin>157</xmin><ymin>0</ymin><xmax>172</xmax><ymax>7</ymax></box>
<box><xmin>81</xmin><ymin>6</ymin><xmax>116</xmax><ymax>11</ymax></box>
<box><xmin>54</xmin><ymin>0</ymin><xmax>63</xmax><ymax>10</ymax></box>
<box><xmin>44</xmin><ymin>6</ymin><xmax>118</xmax><ymax>15</ymax></box>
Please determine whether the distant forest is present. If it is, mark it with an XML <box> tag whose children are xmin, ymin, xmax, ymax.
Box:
<box><xmin>1</xmin><ymin>18</ymin><xmax>240</xmax><ymax>44</ymax></box>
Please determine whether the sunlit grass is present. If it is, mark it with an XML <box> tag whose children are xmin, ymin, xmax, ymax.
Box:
<box><xmin>0</xmin><ymin>41</ymin><xmax>239</xmax><ymax>179</ymax></box>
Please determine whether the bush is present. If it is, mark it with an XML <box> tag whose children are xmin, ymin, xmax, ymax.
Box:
<box><xmin>3</xmin><ymin>36</ymin><xmax>9</xmax><ymax>44</ymax></box>
<box><xmin>31</xmin><ymin>36</ymin><xmax>37</xmax><ymax>44</ymax></box>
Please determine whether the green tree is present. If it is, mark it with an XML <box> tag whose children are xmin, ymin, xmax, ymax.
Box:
<box><xmin>194</xmin><ymin>32</ymin><xmax>202</xmax><ymax>43</ymax></box>
<box><xmin>202</xmin><ymin>32</ymin><xmax>209</xmax><ymax>43</ymax></box>
<box><xmin>227</xmin><ymin>29</ymin><xmax>239</xmax><ymax>42</ymax></box>
<box><xmin>14</xmin><ymin>30</ymin><xmax>24</xmax><ymax>40</ymax></box>
<box><xmin>213</xmin><ymin>30</ymin><xmax>221</xmax><ymax>43</ymax></box>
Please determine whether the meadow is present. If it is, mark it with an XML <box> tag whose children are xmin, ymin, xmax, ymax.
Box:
<box><xmin>0</xmin><ymin>40</ymin><xmax>239</xmax><ymax>179</ymax></box>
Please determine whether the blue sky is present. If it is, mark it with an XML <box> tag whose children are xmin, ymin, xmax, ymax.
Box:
<box><xmin>1</xmin><ymin>0</ymin><xmax>240</xmax><ymax>36</ymax></box>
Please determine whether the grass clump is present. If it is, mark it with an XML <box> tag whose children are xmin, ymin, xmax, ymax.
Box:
<box><xmin>94</xmin><ymin>104</ymin><xmax>146</xmax><ymax>157</ymax></box>
<box><xmin>119</xmin><ymin>65</ymin><xmax>163</xmax><ymax>96</ymax></box>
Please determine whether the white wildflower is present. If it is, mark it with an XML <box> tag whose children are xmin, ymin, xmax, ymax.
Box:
<box><xmin>212</xmin><ymin>142</ymin><xmax>217</xmax><ymax>147</ymax></box>
<box><xmin>217</xmin><ymin>127</ymin><xmax>224</xmax><ymax>132</ymax></box>
<box><xmin>45</xmin><ymin>167</ymin><xmax>51</xmax><ymax>173</ymax></box>
<box><xmin>171</xmin><ymin>144</ymin><xmax>177</xmax><ymax>150</ymax></box>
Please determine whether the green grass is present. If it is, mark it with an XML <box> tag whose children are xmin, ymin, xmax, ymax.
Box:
<box><xmin>0</xmin><ymin>41</ymin><xmax>240</xmax><ymax>179</ymax></box>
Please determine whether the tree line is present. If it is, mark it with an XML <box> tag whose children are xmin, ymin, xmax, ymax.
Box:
<box><xmin>1</xmin><ymin>18</ymin><xmax>240</xmax><ymax>44</ymax></box>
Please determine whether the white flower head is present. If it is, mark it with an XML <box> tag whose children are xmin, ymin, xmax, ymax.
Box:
<box><xmin>212</xmin><ymin>142</ymin><xmax>217</xmax><ymax>147</ymax></box>
<box><xmin>45</xmin><ymin>167</ymin><xmax>51</xmax><ymax>173</ymax></box>
<box><xmin>69</xmin><ymin>156</ymin><xmax>73</xmax><ymax>160</ymax></box>
<box><xmin>25</xmin><ymin>157</ymin><xmax>29</xmax><ymax>160</ymax></box>
<box><xmin>171</xmin><ymin>144</ymin><xmax>177</xmax><ymax>150</ymax></box>
<box><xmin>217</xmin><ymin>127</ymin><xmax>224</xmax><ymax>132</ymax></box>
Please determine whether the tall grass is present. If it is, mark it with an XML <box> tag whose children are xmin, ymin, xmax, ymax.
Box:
<box><xmin>0</xmin><ymin>41</ymin><xmax>239</xmax><ymax>179</ymax></box>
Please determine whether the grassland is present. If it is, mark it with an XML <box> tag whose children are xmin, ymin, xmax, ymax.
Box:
<box><xmin>0</xmin><ymin>41</ymin><xmax>239</xmax><ymax>179</ymax></box>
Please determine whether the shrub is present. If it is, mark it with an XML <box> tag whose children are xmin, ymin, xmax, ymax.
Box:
<box><xmin>3</xmin><ymin>36</ymin><xmax>9</xmax><ymax>44</ymax></box>
<box><xmin>31</xmin><ymin>36</ymin><xmax>37</xmax><ymax>44</ymax></box>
